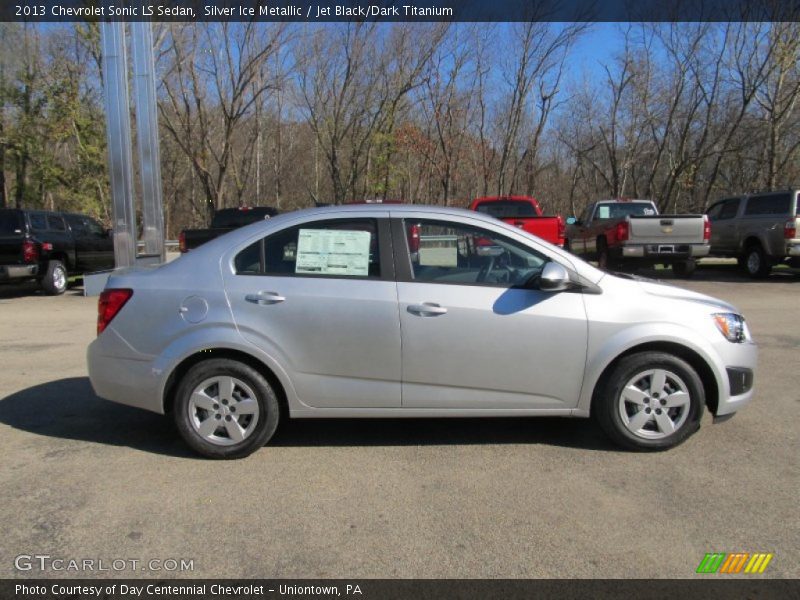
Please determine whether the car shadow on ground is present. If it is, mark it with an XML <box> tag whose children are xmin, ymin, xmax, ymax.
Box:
<box><xmin>0</xmin><ymin>377</ymin><xmax>618</xmax><ymax>456</ymax></box>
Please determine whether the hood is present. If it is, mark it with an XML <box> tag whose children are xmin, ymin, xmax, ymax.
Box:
<box><xmin>608</xmin><ymin>272</ymin><xmax>739</xmax><ymax>313</ymax></box>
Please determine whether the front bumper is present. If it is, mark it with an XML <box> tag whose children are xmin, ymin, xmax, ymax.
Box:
<box><xmin>712</xmin><ymin>340</ymin><xmax>758</xmax><ymax>417</ymax></box>
<box><xmin>0</xmin><ymin>264</ymin><xmax>38</xmax><ymax>281</ymax></box>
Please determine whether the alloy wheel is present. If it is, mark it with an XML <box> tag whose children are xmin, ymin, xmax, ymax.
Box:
<box><xmin>618</xmin><ymin>368</ymin><xmax>691</xmax><ymax>439</ymax></box>
<box><xmin>187</xmin><ymin>376</ymin><xmax>260</xmax><ymax>446</ymax></box>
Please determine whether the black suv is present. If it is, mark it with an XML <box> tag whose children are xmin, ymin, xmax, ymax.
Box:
<box><xmin>0</xmin><ymin>209</ymin><xmax>115</xmax><ymax>295</ymax></box>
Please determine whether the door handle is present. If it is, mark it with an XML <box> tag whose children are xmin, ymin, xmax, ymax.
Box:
<box><xmin>407</xmin><ymin>302</ymin><xmax>448</xmax><ymax>317</ymax></box>
<box><xmin>245</xmin><ymin>291</ymin><xmax>285</xmax><ymax>305</ymax></box>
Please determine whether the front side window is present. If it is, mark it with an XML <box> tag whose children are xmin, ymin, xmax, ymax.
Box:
<box><xmin>235</xmin><ymin>219</ymin><xmax>380</xmax><ymax>278</ymax></box>
<box><xmin>719</xmin><ymin>199</ymin><xmax>740</xmax><ymax>220</ymax></box>
<box><xmin>404</xmin><ymin>219</ymin><xmax>547</xmax><ymax>287</ymax></box>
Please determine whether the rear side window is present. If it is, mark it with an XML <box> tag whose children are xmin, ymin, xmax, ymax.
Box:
<box><xmin>47</xmin><ymin>215</ymin><xmax>66</xmax><ymax>231</ymax></box>
<box><xmin>0</xmin><ymin>211</ymin><xmax>23</xmax><ymax>234</ymax></box>
<box><xmin>744</xmin><ymin>194</ymin><xmax>791</xmax><ymax>216</ymax></box>
<box><xmin>29</xmin><ymin>212</ymin><xmax>47</xmax><ymax>231</ymax></box>
<box><xmin>234</xmin><ymin>219</ymin><xmax>380</xmax><ymax>278</ymax></box>
<box><xmin>475</xmin><ymin>200</ymin><xmax>537</xmax><ymax>218</ymax></box>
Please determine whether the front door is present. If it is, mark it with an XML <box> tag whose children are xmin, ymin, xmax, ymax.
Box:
<box><xmin>394</xmin><ymin>217</ymin><xmax>588</xmax><ymax>409</ymax></box>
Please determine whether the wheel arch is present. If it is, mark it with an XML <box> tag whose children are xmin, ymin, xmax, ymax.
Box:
<box><xmin>162</xmin><ymin>347</ymin><xmax>289</xmax><ymax>417</ymax></box>
<box><xmin>589</xmin><ymin>341</ymin><xmax>720</xmax><ymax>416</ymax></box>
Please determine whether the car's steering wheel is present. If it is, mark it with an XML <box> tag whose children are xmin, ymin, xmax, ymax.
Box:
<box><xmin>476</xmin><ymin>256</ymin><xmax>496</xmax><ymax>282</ymax></box>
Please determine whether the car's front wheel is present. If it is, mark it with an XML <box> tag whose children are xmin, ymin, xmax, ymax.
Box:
<box><xmin>594</xmin><ymin>352</ymin><xmax>704</xmax><ymax>451</ymax></box>
<box><xmin>174</xmin><ymin>359</ymin><xmax>280</xmax><ymax>459</ymax></box>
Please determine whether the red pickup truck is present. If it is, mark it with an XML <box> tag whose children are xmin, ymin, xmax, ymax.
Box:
<box><xmin>468</xmin><ymin>196</ymin><xmax>565</xmax><ymax>247</ymax></box>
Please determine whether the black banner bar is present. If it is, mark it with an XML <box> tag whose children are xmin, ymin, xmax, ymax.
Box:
<box><xmin>2</xmin><ymin>579</ymin><xmax>800</xmax><ymax>600</ymax></box>
<box><xmin>3</xmin><ymin>0</ymin><xmax>800</xmax><ymax>23</ymax></box>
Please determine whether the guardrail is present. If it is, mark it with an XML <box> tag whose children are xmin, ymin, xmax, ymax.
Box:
<box><xmin>136</xmin><ymin>240</ymin><xmax>180</xmax><ymax>251</ymax></box>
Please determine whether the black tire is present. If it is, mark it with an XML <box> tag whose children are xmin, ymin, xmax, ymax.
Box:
<box><xmin>41</xmin><ymin>260</ymin><xmax>67</xmax><ymax>295</ymax></box>
<box><xmin>741</xmin><ymin>243</ymin><xmax>771</xmax><ymax>279</ymax></box>
<box><xmin>672</xmin><ymin>259</ymin><xmax>696</xmax><ymax>278</ymax></box>
<box><xmin>594</xmin><ymin>352</ymin><xmax>705</xmax><ymax>451</ymax></box>
<box><xmin>174</xmin><ymin>359</ymin><xmax>281</xmax><ymax>459</ymax></box>
<box><xmin>597</xmin><ymin>238</ymin><xmax>614</xmax><ymax>271</ymax></box>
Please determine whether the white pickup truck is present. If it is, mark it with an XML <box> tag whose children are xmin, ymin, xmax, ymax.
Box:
<box><xmin>565</xmin><ymin>199</ymin><xmax>711</xmax><ymax>277</ymax></box>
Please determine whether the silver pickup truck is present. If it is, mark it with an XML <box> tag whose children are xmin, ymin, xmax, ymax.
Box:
<box><xmin>706</xmin><ymin>189</ymin><xmax>800</xmax><ymax>278</ymax></box>
<box><xmin>566</xmin><ymin>200</ymin><xmax>711</xmax><ymax>277</ymax></box>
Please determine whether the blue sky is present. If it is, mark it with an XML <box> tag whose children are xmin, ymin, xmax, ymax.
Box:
<box><xmin>568</xmin><ymin>22</ymin><xmax>623</xmax><ymax>81</ymax></box>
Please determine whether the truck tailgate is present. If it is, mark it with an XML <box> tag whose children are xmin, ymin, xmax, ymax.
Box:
<box><xmin>502</xmin><ymin>217</ymin><xmax>562</xmax><ymax>245</ymax></box>
<box><xmin>628</xmin><ymin>215</ymin><xmax>706</xmax><ymax>244</ymax></box>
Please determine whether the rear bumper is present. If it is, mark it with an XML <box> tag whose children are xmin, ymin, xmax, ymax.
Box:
<box><xmin>617</xmin><ymin>244</ymin><xmax>710</xmax><ymax>260</ymax></box>
<box><xmin>87</xmin><ymin>332</ymin><xmax>164</xmax><ymax>414</ymax></box>
<box><xmin>0</xmin><ymin>264</ymin><xmax>38</xmax><ymax>281</ymax></box>
<box><xmin>786</xmin><ymin>242</ymin><xmax>800</xmax><ymax>257</ymax></box>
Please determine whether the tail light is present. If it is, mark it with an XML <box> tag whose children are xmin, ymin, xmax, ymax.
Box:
<box><xmin>703</xmin><ymin>214</ymin><xmax>711</xmax><ymax>241</ymax></box>
<box><xmin>615</xmin><ymin>221</ymin><xmax>629</xmax><ymax>242</ymax></box>
<box><xmin>97</xmin><ymin>288</ymin><xmax>133</xmax><ymax>335</ymax></box>
<box><xmin>785</xmin><ymin>219</ymin><xmax>797</xmax><ymax>239</ymax></box>
<box><xmin>179</xmin><ymin>231</ymin><xmax>187</xmax><ymax>253</ymax></box>
<box><xmin>22</xmin><ymin>239</ymin><xmax>39</xmax><ymax>264</ymax></box>
<box><xmin>557</xmin><ymin>216</ymin><xmax>566</xmax><ymax>246</ymax></box>
<box><xmin>408</xmin><ymin>224</ymin><xmax>420</xmax><ymax>253</ymax></box>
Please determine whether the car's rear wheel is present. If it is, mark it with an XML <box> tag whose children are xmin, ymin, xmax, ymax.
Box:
<box><xmin>41</xmin><ymin>260</ymin><xmax>67</xmax><ymax>295</ymax></box>
<box><xmin>174</xmin><ymin>359</ymin><xmax>280</xmax><ymax>459</ymax></box>
<box><xmin>594</xmin><ymin>352</ymin><xmax>704</xmax><ymax>451</ymax></box>
<box><xmin>742</xmin><ymin>243</ymin><xmax>771</xmax><ymax>278</ymax></box>
<box><xmin>597</xmin><ymin>238</ymin><xmax>614</xmax><ymax>271</ymax></box>
<box><xmin>672</xmin><ymin>259</ymin><xmax>696</xmax><ymax>278</ymax></box>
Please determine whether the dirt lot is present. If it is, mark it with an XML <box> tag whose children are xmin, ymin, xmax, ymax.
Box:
<box><xmin>0</xmin><ymin>261</ymin><xmax>797</xmax><ymax>579</ymax></box>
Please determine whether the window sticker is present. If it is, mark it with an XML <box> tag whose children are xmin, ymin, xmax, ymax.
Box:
<box><xmin>296</xmin><ymin>229</ymin><xmax>371</xmax><ymax>276</ymax></box>
<box><xmin>597</xmin><ymin>205</ymin><xmax>610</xmax><ymax>219</ymax></box>
<box><xmin>643</xmin><ymin>207</ymin><xmax>656</xmax><ymax>215</ymax></box>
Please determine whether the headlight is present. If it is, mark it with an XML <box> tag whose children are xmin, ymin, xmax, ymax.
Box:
<box><xmin>712</xmin><ymin>313</ymin><xmax>750</xmax><ymax>343</ymax></box>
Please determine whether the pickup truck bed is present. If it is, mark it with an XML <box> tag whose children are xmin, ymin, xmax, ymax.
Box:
<box><xmin>469</xmin><ymin>196</ymin><xmax>565</xmax><ymax>247</ymax></box>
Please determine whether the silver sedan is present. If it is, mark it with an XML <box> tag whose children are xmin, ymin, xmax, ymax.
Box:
<box><xmin>87</xmin><ymin>205</ymin><xmax>757</xmax><ymax>458</ymax></box>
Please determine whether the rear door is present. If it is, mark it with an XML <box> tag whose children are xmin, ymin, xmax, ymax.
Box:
<box><xmin>393</xmin><ymin>214</ymin><xmax>588</xmax><ymax>410</ymax></box>
<box><xmin>222</xmin><ymin>215</ymin><xmax>402</xmax><ymax>408</ymax></box>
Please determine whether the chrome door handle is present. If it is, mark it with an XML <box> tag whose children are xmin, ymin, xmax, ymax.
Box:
<box><xmin>245</xmin><ymin>291</ymin><xmax>285</xmax><ymax>305</ymax></box>
<box><xmin>407</xmin><ymin>302</ymin><xmax>448</xmax><ymax>317</ymax></box>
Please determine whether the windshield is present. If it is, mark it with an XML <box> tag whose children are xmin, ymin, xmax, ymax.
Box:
<box><xmin>475</xmin><ymin>200</ymin><xmax>537</xmax><ymax>219</ymax></box>
<box><xmin>0</xmin><ymin>211</ymin><xmax>23</xmax><ymax>235</ymax></box>
<box><xmin>594</xmin><ymin>202</ymin><xmax>657</xmax><ymax>220</ymax></box>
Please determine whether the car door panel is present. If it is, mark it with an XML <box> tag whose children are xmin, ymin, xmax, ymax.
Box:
<box><xmin>398</xmin><ymin>282</ymin><xmax>588</xmax><ymax>409</ymax></box>
<box><xmin>392</xmin><ymin>216</ymin><xmax>589</xmax><ymax>410</ymax></box>
<box><xmin>222</xmin><ymin>216</ymin><xmax>401</xmax><ymax>409</ymax></box>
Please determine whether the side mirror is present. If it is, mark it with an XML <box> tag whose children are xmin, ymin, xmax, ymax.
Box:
<box><xmin>539</xmin><ymin>262</ymin><xmax>571</xmax><ymax>292</ymax></box>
